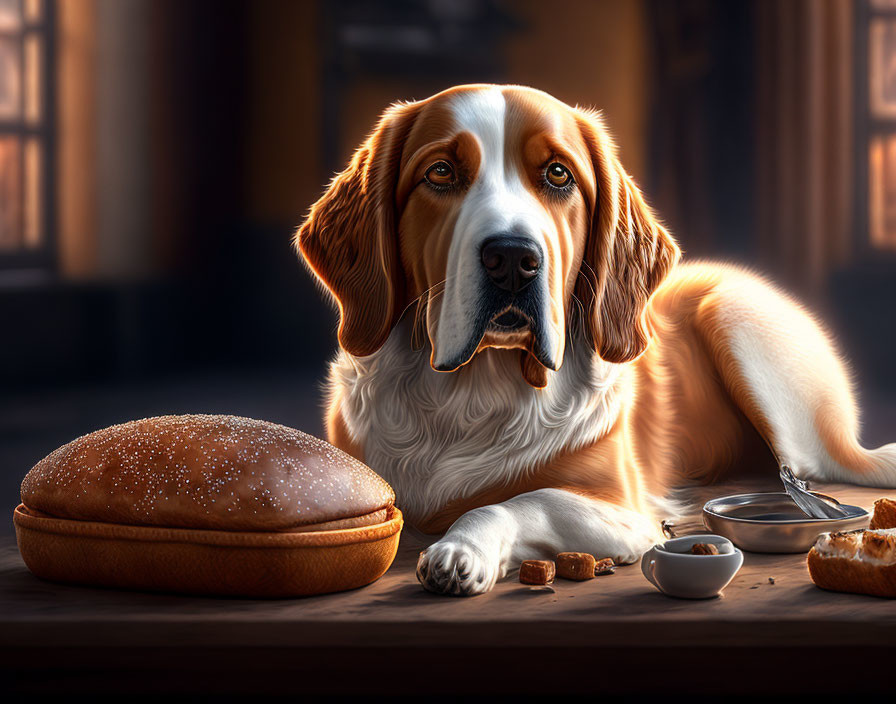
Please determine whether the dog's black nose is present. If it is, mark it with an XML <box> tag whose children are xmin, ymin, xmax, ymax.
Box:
<box><xmin>480</xmin><ymin>236</ymin><xmax>542</xmax><ymax>293</ymax></box>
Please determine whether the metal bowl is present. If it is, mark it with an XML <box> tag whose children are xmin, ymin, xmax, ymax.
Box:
<box><xmin>702</xmin><ymin>492</ymin><xmax>869</xmax><ymax>553</ymax></box>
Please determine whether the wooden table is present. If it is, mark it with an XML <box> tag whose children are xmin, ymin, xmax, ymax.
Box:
<box><xmin>3</xmin><ymin>479</ymin><xmax>895</xmax><ymax>696</ymax></box>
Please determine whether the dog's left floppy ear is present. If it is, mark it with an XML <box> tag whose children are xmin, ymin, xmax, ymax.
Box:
<box><xmin>296</xmin><ymin>101</ymin><xmax>420</xmax><ymax>357</ymax></box>
<box><xmin>575</xmin><ymin>109</ymin><xmax>681</xmax><ymax>364</ymax></box>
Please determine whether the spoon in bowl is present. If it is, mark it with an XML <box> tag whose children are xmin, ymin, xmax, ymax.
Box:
<box><xmin>779</xmin><ymin>464</ymin><xmax>850</xmax><ymax>519</ymax></box>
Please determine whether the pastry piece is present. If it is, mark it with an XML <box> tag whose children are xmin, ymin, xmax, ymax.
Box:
<box><xmin>691</xmin><ymin>542</ymin><xmax>720</xmax><ymax>555</ymax></box>
<box><xmin>807</xmin><ymin>528</ymin><xmax>896</xmax><ymax>598</ymax></box>
<box><xmin>594</xmin><ymin>557</ymin><xmax>616</xmax><ymax>575</ymax></box>
<box><xmin>520</xmin><ymin>560</ymin><xmax>556</xmax><ymax>585</ymax></box>
<box><xmin>870</xmin><ymin>498</ymin><xmax>896</xmax><ymax>530</ymax></box>
<box><xmin>556</xmin><ymin>552</ymin><xmax>596</xmax><ymax>581</ymax></box>
<box><xmin>14</xmin><ymin>414</ymin><xmax>402</xmax><ymax>597</ymax></box>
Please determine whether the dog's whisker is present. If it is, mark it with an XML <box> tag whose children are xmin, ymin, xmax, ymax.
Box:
<box><xmin>566</xmin><ymin>292</ymin><xmax>589</xmax><ymax>342</ymax></box>
<box><xmin>397</xmin><ymin>278</ymin><xmax>451</xmax><ymax>322</ymax></box>
<box><xmin>411</xmin><ymin>292</ymin><xmax>429</xmax><ymax>351</ymax></box>
<box><xmin>568</xmin><ymin>292</ymin><xmax>587</xmax><ymax>329</ymax></box>
<box><xmin>401</xmin><ymin>278</ymin><xmax>455</xmax><ymax>352</ymax></box>
<box><xmin>578</xmin><ymin>260</ymin><xmax>600</xmax><ymax>300</ymax></box>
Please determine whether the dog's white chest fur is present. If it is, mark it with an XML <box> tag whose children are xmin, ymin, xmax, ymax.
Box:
<box><xmin>330</xmin><ymin>320</ymin><xmax>627</xmax><ymax>523</ymax></box>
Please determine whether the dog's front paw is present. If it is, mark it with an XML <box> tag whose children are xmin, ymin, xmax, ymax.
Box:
<box><xmin>416</xmin><ymin>540</ymin><xmax>500</xmax><ymax>596</ymax></box>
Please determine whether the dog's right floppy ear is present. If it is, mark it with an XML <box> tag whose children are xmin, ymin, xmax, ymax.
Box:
<box><xmin>296</xmin><ymin>101</ymin><xmax>420</xmax><ymax>357</ymax></box>
<box><xmin>574</xmin><ymin>108</ymin><xmax>681</xmax><ymax>364</ymax></box>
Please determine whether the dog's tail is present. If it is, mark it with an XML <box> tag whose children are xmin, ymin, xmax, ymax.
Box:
<box><xmin>687</xmin><ymin>266</ymin><xmax>896</xmax><ymax>492</ymax></box>
<box><xmin>809</xmin><ymin>407</ymin><xmax>896</xmax><ymax>489</ymax></box>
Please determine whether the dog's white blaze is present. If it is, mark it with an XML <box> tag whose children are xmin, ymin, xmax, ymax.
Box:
<box><xmin>431</xmin><ymin>88</ymin><xmax>561</xmax><ymax>370</ymax></box>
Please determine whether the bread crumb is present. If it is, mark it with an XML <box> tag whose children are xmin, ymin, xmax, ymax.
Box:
<box><xmin>594</xmin><ymin>557</ymin><xmax>616</xmax><ymax>575</ymax></box>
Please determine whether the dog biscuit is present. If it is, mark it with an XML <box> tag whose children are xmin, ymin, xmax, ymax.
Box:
<box><xmin>519</xmin><ymin>560</ymin><xmax>556</xmax><ymax>585</ymax></box>
<box><xmin>556</xmin><ymin>552</ymin><xmax>596</xmax><ymax>581</ymax></box>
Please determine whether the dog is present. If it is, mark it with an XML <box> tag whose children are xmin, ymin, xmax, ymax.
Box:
<box><xmin>296</xmin><ymin>84</ymin><xmax>896</xmax><ymax>596</ymax></box>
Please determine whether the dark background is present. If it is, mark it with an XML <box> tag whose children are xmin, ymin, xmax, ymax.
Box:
<box><xmin>2</xmin><ymin>0</ymin><xmax>895</xmax><ymax>528</ymax></box>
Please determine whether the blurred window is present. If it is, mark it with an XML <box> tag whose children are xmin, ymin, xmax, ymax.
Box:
<box><xmin>868</xmin><ymin>0</ymin><xmax>896</xmax><ymax>249</ymax></box>
<box><xmin>0</xmin><ymin>0</ymin><xmax>52</xmax><ymax>270</ymax></box>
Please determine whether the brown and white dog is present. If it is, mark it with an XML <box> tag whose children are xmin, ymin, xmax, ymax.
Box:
<box><xmin>296</xmin><ymin>84</ymin><xmax>896</xmax><ymax>596</ymax></box>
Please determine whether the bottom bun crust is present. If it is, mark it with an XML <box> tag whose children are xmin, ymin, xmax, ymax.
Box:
<box><xmin>807</xmin><ymin>548</ymin><xmax>896</xmax><ymax>598</ymax></box>
<box><xmin>14</xmin><ymin>503</ymin><xmax>402</xmax><ymax>598</ymax></box>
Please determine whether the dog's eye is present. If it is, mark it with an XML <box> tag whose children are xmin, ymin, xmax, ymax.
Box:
<box><xmin>545</xmin><ymin>163</ymin><xmax>573</xmax><ymax>189</ymax></box>
<box><xmin>425</xmin><ymin>161</ymin><xmax>456</xmax><ymax>188</ymax></box>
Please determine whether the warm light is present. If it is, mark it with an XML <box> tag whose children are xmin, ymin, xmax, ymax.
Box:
<box><xmin>23</xmin><ymin>0</ymin><xmax>40</xmax><ymax>23</ymax></box>
<box><xmin>869</xmin><ymin>134</ymin><xmax>896</xmax><ymax>249</ymax></box>
<box><xmin>867</xmin><ymin>9</ymin><xmax>896</xmax><ymax>250</ymax></box>
<box><xmin>869</xmin><ymin>19</ymin><xmax>896</xmax><ymax>119</ymax></box>
<box><xmin>0</xmin><ymin>37</ymin><xmax>21</xmax><ymax>119</ymax></box>
<box><xmin>0</xmin><ymin>0</ymin><xmax>21</xmax><ymax>32</ymax></box>
<box><xmin>24</xmin><ymin>136</ymin><xmax>40</xmax><ymax>247</ymax></box>
<box><xmin>24</xmin><ymin>32</ymin><xmax>39</xmax><ymax>122</ymax></box>
<box><xmin>0</xmin><ymin>136</ymin><xmax>22</xmax><ymax>250</ymax></box>
<box><xmin>0</xmin><ymin>0</ymin><xmax>47</xmax><ymax>261</ymax></box>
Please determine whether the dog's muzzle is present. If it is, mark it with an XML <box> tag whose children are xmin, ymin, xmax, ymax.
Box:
<box><xmin>431</xmin><ymin>233</ymin><xmax>558</xmax><ymax>373</ymax></box>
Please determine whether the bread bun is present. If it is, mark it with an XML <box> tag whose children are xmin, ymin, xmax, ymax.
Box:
<box><xmin>21</xmin><ymin>414</ymin><xmax>393</xmax><ymax>532</ymax></box>
<box><xmin>15</xmin><ymin>415</ymin><xmax>403</xmax><ymax>597</ymax></box>
<box><xmin>807</xmin><ymin>528</ymin><xmax>896</xmax><ymax>598</ymax></box>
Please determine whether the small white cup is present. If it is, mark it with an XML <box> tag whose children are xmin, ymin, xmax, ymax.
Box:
<box><xmin>640</xmin><ymin>534</ymin><xmax>744</xmax><ymax>599</ymax></box>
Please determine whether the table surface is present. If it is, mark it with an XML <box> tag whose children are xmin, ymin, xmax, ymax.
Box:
<box><xmin>3</xmin><ymin>478</ymin><xmax>896</xmax><ymax>652</ymax></box>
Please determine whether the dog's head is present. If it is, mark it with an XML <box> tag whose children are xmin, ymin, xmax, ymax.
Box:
<box><xmin>297</xmin><ymin>85</ymin><xmax>680</xmax><ymax>387</ymax></box>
